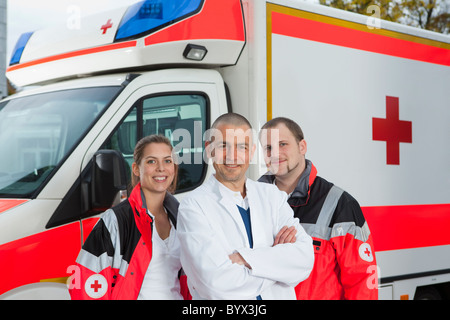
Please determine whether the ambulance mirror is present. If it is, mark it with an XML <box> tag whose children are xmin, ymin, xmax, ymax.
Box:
<box><xmin>47</xmin><ymin>150</ymin><xmax>128</xmax><ymax>228</ymax></box>
<box><xmin>90</xmin><ymin>150</ymin><xmax>128</xmax><ymax>211</ymax></box>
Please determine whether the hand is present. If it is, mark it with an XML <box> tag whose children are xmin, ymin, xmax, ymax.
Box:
<box><xmin>273</xmin><ymin>226</ymin><xmax>297</xmax><ymax>246</ymax></box>
<box><xmin>229</xmin><ymin>252</ymin><xmax>252</xmax><ymax>269</ymax></box>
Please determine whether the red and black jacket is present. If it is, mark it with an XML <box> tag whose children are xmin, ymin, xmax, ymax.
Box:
<box><xmin>259</xmin><ymin>160</ymin><xmax>378</xmax><ymax>300</ymax></box>
<box><xmin>69</xmin><ymin>183</ymin><xmax>189</xmax><ymax>300</ymax></box>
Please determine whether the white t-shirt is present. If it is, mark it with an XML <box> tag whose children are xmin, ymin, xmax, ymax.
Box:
<box><xmin>216</xmin><ymin>178</ymin><xmax>249</xmax><ymax>210</ymax></box>
<box><xmin>138</xmin><ymin>211</ymin><xmax>183</xmax><ymax>300</ymax></box>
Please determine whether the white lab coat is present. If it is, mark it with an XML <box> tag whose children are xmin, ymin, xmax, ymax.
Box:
<box><xmin>177</xmin><ymin>175</ymin><xmax>314</xmax><ymax>300</ymax></box>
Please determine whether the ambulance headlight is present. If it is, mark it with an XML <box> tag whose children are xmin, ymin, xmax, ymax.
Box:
<box><xmin>183</xmin><ymin>44</ymin><xmax>208</xmax><ymax>61</ymax></box>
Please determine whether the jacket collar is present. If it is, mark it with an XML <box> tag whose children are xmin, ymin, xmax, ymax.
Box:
<box><xmin>128</xmin><ymin>183</ymin><xmax>180</xmax><ymax>227</ymax></box>
<box><xmin>291</xmin><ymin>159</ymin><xmax>316</xmax><ymax>200</ymax></box>
<box><xmin>258</xmin><ymin>159</ymin><xmax>317</xmax><ymax>206</ymax></box>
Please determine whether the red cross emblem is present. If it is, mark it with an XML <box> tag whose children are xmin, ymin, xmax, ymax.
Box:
<box><xmin>91</xmin><ymin>280</ymin><xmax>102</xmax><ymax>293</ymax></box>
<box><xmin>101</xmin><ymin>19</ymin><xmax>113</xmax><ymax>34</ymax></box>
<box><xmin>359</xmin><ymin>243</ymin><xmax>374</xmax><ymax>262</ymax></box>
<box><xmin>372</xmin><ymin>96</ymin><xmax>412</xmax><ymax>165</ymax></box>
<box><xmin>85</xmin><ymin>274</ymin><xmax>108</xmax><ymax>299</ymax></box>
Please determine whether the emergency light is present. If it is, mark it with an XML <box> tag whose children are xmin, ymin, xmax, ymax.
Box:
<box><xmin>115</xmin><ymin>0</ymin><xmax>204</xmax><ymax>41</ymax></box>
<box><xmin>9</xmin><ymin>32</ymin><xmax>33</xmax><ymax>66</ymax></box>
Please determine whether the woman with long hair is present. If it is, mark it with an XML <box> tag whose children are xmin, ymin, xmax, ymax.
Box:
<box><xmin>70</xmin><ymin>135</ymin><xmax>189</xmax><ymax>300</ymax></box>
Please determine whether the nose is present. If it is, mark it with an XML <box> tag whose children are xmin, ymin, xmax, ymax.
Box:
<box><xmin>226</xmin><ymin>145</ymin><xmax>237</xmax><ymax>158</ymax></box>
<box><xmin>156</xmin><ymin>161</ymin><xmax>165</xmax><ymax>171</ymax></box>
<box><xmin>270</xmin><ymin>144</ymin><xmax>280</xmax><ymax>156</ymax></box>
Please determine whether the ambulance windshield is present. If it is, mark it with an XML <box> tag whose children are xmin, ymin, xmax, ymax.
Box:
<box><xmin>0</xmin><ymin>86</ymin><xmax>121</xmax><ymax>198</ymax></box>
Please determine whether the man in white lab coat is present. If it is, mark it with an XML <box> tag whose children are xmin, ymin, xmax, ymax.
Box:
<box><xmin>177</xmin><ymin>113</ymin><xmax>314</xmax><ymax>300</ymax></box>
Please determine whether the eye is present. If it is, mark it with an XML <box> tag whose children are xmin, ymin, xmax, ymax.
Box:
<box><xmin>147</xmin><ymin>159</ymin><xmax>156</xmax><ymax>164</ymax></box>
<box><xmin>164</xmin><ymin>159</ymin><xmax>173</xmax><ymax>164</ymax></box>
<box><xmin>214</xmin><ymin>142</ymin><xmax>227</xmax><ymax>150</ymax></box>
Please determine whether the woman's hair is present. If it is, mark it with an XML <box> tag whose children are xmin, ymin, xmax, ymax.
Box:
<box><xmin>131</xmin><ymin>134</ymin><xmax>178</xmax><ymax>193</ymax></box>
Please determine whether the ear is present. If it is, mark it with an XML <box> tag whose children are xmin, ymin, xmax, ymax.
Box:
<box><xmin>204</xmin><ymin>140</ymin><xmax>214</xmax><ymax>159</ymax></box>
<box><xmin>132</xmin><ymin>162</ymin><xmax>140</xmax><ymax>178</ymax></box>
<box><xmin>299</xmin><ymin>139</ymin><xmax>307</xmax><ymax>155</ymax></box>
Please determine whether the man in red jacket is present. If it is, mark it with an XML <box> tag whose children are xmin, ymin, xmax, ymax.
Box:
<box><xmin>258</xmin><ymin>117</ymin><xmax>378</xmax><ymax>300</ymax></box>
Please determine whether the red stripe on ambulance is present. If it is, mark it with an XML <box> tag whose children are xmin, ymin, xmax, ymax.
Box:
<box><xmin>363</xmin><ymin>204</ymin><xmax>450</xmax><ymax>252</ymax></box>
<box><xmin>0</xmin><ymin>218</ymin><xmax>99</xmax><ymax>295</ymax></box>
<box><xmin>6</xmin><ymin>41</ymin><xmax>137</xmax><ymax>72</ymax></box>
<box><xmin>271</xmin><ymin>11</ymin><xmax>450</xmax><ymax>66</ymax></box>
<box><xmin>0</xmin><ymin>199</ymin><xmax>28</xmax><ymax>214</ymax></box>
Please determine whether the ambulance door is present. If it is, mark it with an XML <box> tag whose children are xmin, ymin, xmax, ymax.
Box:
<box><xmin>78</xmin><ymin>69</ymin><xmax>229</xmax><ymax>243</ymax></box>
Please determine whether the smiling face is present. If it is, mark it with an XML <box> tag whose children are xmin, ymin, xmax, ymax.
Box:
<box><xmin>206</xmin><ymin>122</ymin><xmax>255</xmax><ymax>191</ymax></box>
<box><xmin>132</xmin><ymin>142</ymin><xmax>176</xmax><ymax>195</ymax></box>
<box><xmin>260</xmin><ymin>123</ymin><xmax>307</xmax><ymax>178</ymax></box>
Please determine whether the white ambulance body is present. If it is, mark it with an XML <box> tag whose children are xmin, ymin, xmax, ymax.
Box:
<box><xmin>0</xmin><ymin>0</ymin><xmax>449</xmax><ymax>299</ymax></box>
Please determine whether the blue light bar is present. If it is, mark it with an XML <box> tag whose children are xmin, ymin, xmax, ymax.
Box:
<box><xmin>9</xmin><ymin>32</ymin><xmax>34</xmax><ymax>66</ymax></box>
<box><xmin>115</xmin><ymin>0</ymin><xmax>203</xmax><ymax>42</ymax></box>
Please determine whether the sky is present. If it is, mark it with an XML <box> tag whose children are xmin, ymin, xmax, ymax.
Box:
<box><xmin>6</xmin><ymin>0</ymin><xmax>139</xmax><ymax>63</ymax></box>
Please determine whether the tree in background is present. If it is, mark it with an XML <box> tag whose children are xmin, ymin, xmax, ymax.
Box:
<box><xmin>319</xmin><ymin>0</ymin><xmax>450</xmax><ymax>34</ymax></box>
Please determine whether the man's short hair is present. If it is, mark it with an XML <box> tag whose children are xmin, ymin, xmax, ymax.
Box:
<box><xmin>211</xmin><ymin>112</ymin><xmax>252</xmax><ymax>130</ymax></box>
<box><xmin>260</xmin><ymin>117</ymin><xmax>304</xmax><ymax>143</ymax></box>
<box><xmin>206</xmin><ymin>113</ymin><xmax>253</xmax><ymax>143</ymax></box>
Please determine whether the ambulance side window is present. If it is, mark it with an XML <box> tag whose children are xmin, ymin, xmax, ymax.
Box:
<box><xmin>102</xmin><ymin>93</ymin><xmax>209</xmax><ymax>193</ymax></box>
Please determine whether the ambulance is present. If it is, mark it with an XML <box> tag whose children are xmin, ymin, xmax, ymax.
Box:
<box><xmin>0</xmin><ymin>0</ymin><xmax>449</xmax><ymax>300</ymax></box>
